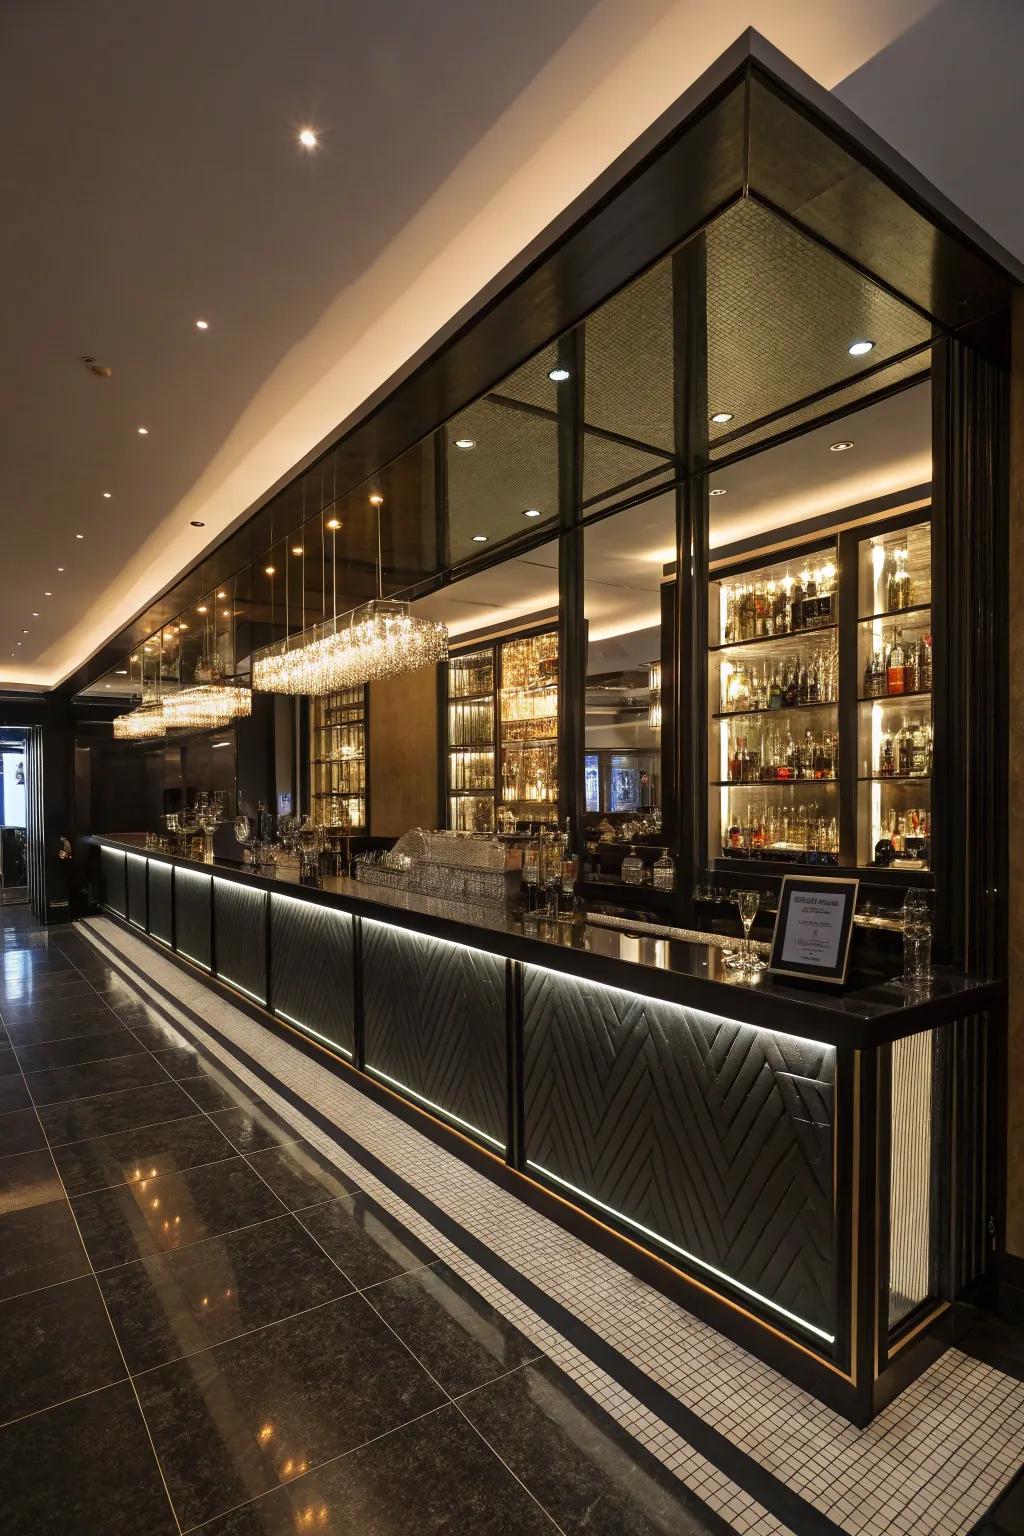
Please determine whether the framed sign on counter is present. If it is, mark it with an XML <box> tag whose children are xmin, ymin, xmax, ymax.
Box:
<box><xmin>768</xmin><ymin>875</ymin><xmax>860</xmax><ymax>985</ymax></box>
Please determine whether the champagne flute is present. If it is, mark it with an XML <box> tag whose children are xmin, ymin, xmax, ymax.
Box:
<box><xmin>738</xmin><ymin>889</ymin><xmax>765</xmax><ymax>971</ymax></box>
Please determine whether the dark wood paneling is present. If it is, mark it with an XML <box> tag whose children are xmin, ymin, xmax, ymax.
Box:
<box><xmin>213</xmin><ymin>877</ymin><xmax>268</xmax><ymax>1003</ymax></box>
<box><xmin>147</xmin><ymin>858</ymin><xmax>173</xmax><ymax>945</ymax></box>
<box><xmin>100</xmin><ymin>845</ymin><xmax>127</xmax><ymax>917</ymax></box>
<box><xmin>270</xmin><ymin>894</ymin><xmax>355</xmax><ymax>1057</ymax></box>
<box><xmin>174</xmin><ymin>867</ymin><xmax>212</xmax><ymax>971</ymax></box>
<box><xmin>362</xmin><ymin>920</ymin><xmax>507</xmax><ymax>1148</ymax></box>
<box><xmin>521</xmin><ymin>963</ymin><xmax>837</xmax><ymax>1341</ymax></box>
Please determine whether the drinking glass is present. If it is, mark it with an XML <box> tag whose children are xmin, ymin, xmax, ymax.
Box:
<box><xmin>738</xmin><ymin>889</ymin><xmax>765</xmax><ymax>971</ymax></box>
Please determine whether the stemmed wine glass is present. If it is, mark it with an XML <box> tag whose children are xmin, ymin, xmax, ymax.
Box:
<box><xmin>738</xmin><ymin>889</ymin><xmax>765</xmax><ymax>971</ymax></box>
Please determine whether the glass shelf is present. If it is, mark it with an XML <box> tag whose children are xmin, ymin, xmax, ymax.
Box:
<box><xmin>709</xmin><ymin>623</ymin><xmax>837</xmax><ymax>654</ymax></box>
<box><xmin>714</xmin><ymin>700</ymin><xmax>837</xmax><ymax>720</ymax></box>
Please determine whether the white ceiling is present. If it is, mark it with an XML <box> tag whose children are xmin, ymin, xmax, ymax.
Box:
<box><xmin>0</xmin><ymin>1</ymin><xmax>1014</xmax><ymax>690</ymax></box>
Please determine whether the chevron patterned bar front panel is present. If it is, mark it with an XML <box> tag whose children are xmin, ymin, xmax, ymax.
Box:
<box><xmin>100</xmin><ymin>846</ymin><xmax>126</xmax><ymax>917</ymax></box>
<box><xmin>213</xmin><ymin>877</ymin><xmax>268</xmax><ymax>1003</ymax></box>
<box><xmin>270</xmin><ymin>894</ymin><xmax>355</xmax><ymax>1058</ymax></box>
<box><xmin>362</xmin><ymin>919</ymin><xmax>507</xmax><ymax>1150</ymax></box>
<box><xmin>521</xmin><ymin>964</ymin><xmax>837</xmax><ymax>1342</ymax></box>
<box><xmin>126</xmin><ymin>852</ymin><xmax>147</xmax><ymax>929</ymax></box>
<box><xmin>147</xmin><ymin>858</ymin><xmax>173</xmax><ymax>944</ymax></box>
<box><xmin>174</xmin><ymin>867</ymin><xmax>212</xmax><ymax>970</ymax></box>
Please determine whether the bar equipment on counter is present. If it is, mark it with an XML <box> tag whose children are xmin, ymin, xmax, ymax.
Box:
<box><xmin>355</xmin><ymin>829</ymin><xmax>519</xmax><ymax>914</ymax></box>
<box><xmin>899</xmin><ymin>889</ymin><xmax>932</xmax><ymax>987</ymax></box>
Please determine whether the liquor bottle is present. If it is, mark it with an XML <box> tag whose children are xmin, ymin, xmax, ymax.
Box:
<box><xmin>790</xmin><ymin>578</ymin><xmax>805</xmax><ymax>632</ymax></box>
<box><xmin>919</xmin><ymin>632</ymin><xmax>932</xmax><ymax>691</ymax></box>
<box><xmin>863</xmin><ymin>653</ymin><xmax>874</xmax><ymax>698</ymax></box>
<box><xmin>621</xmin><ymin>846</ymin><xmax>644</xmax><ymax>885</ymax></box>
<box><xmin>903</xmin><ymin>637</ymin><xmax>919</xmax><ymax>693</ymax></box>
<box><xmin>808</xmin><ymin>656</ymin><xmax>820</xmax><ymax>704</ymax></box>
<box><xmin>728</xmin><ymin>819</ymin><xmax>743</xmax><ymax>851</ymax></box>
<box><xmin>879</xmin><ymin>730</ymin><xmax>895</xmax><ymax>777</ymax></box>
<box><xmin>803</xmin><ymin>575</ymin><xmax>819</xmax><ymax>628</ymax></box>
<box><xmin>798</xmin><ymin>662</ymin><xmax>809</xmax><ymax>704</ymax></box>
<box><xmin>769</xmin><ymin>668</ymin><xmax>783</xmax><ymax>711</ymax></box>
<box><xmin>784</xmin><ymin>663</ymin><xmax>798</xmax><ymax>707</ymax></box>
<box><xmin>817</xmin><ymin>567</ymin><xmax>835</xmax><ymax>627</ymax></box>
<box><xmin>887</xmin><ymin>629</ymin><xmax>906</xmax><ymax>695</ymax></box>
<box><xmin>898</xmin><ymin>723</ymin><xmax>915</xmax><ymax>777</ymax></box>
<box><xmin>652</xmin><ymin>849</ymin><xmax>676</xmax><ymax>891</ymax></box>
<box><xmin>772</xmin><ymin>584</ymin><xmax>789</xmax><ymax>635</ymax></box>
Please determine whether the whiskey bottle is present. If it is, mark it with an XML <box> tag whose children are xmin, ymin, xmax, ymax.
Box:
<box><xmin>769</xmin><ymin>668</ymin><xmax>783</xmax><ymax>711</ymax></box>
<box><xmin>790</xmin><ymin>579</ymin><xmax>805</xmax><ymax>632</ymax></box>
<box><xmin>919</xmin><ymin>632</ymin><xmax>932</xmax><ymax>691</ymax></box>
<box><xmin>803</xmin><ymin>575</ymin><xmax>819</xmax><ymax>628</ymax></box>
<box><xmin>879</xmin><ymin>730</ymin><xmax>895</xmax><ymax>777</ymax></box>
<box><xmin>887</xmin><ymin>629</ymin><xmax>906</xmax><ymax>696</ymax></box>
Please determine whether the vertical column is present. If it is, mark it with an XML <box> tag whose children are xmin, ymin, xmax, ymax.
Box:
<box><xmin>557</xmin><ymin>328</ymin><xmax>586</xmax><ymax>850</ymax></box>
<box><xmin>673</xmin><ymin>238</ymin><xmax>710</xmax><ymax>917</ymax></box>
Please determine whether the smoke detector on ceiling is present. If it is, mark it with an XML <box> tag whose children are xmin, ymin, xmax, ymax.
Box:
<box><xmin>80</xmin><ymin>355</ymin><xmax>112</xmax><ymax>378</ymax></box>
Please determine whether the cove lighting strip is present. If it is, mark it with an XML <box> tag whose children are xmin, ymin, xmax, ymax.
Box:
<box><xmin>527</xmin><ymin>1160</ymin><xmax>835</xmax><ymax>1344</ymax></box>
<box><xmin>365</xmin><ymin>1064</ymin><xmax>505</xmax><ymax>1151</ymax></box>
<box><xmin>176</xmin><ymin>949</ymin><xmax>210</xmax><ymax>972</ymax></box>
<box><xmin>275</xmin><ymin>1008</ymin><xmax>353</xmax><ymax>1060</ymax></box>
<box><xmin>217</xmin><ymin>974</ymin><xmax>266</xmax><ymax>1006</ymax></box>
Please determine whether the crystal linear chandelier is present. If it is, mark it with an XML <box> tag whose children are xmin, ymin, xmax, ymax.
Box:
<box><xmin>113</xmin><ymin>699</ymin><xmax>166</xmax><ymax>740</ymax></box>
<box><xmin>253</xmin><ymin>599</ymin><xmax>447</xmax><ymax>696</ymax></box>
<box><xmin>162</xmin><ymin>684</ymin><xmax>253</xmax><ymax>731</ymax></box>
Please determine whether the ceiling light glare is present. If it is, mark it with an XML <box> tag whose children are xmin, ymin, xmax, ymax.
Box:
<box><xmin>709</xmin><ymin>488</ymin><xmax>727</xmax><ymax>497</ymax></box>
<box><xmin>195</xmin><ymin>319</ymin><xmax>209</xmax><ymax>330</ymax></box>
<box><xmin>137</xmin><ymin>426</ymin><xmax>149</xmax><ymax>435</ymax></box>
<box><xmin>523</xmin><ymin>508</ymin><xmax>541</xmax><ymax>518</ymax></box>
<box><xmin>847</xmin><ymin>339</ymin><xmax>874</xmax><ymax>357</ymax></box>
<box><xmin>710</xmin><ymin>411</ymin><xmax>734</xmax><ymax>424</ymax></box>
<box><xmin>291</xmin><ymin>546</ymin><xmax>303</xmax><ymax>555</ymax></box>
<box><xmin>102</xmin><ymin>491</ymin><xmax>112</xmax><ymax>499</ymax></box>
<box><xmin>298</xmin><ymin>128</ymin><xmax>318</xmax><ymax>149</ymax></box>
<box><xmin>454</xmin><ymin>438</ymin><xmax>475</xmax><ymax>450</ymax></box>
<box><xmin>368</xmin><ymin>494</ymin><xmax>384</xmax><ymax>507</ymax></box>
<box><xmin>44</xmin><ymin>591</ymin><xmax>51</xmax><ymax>596</ymax></box>
<box><xmin>830</xmin><ymin>440</ymin><xmax>855</xmax><ymax>453</ymax></box>
<box><xmin>326</xmin><ymin>517</ymin><xmax>341</xmax><ymax>530</ymax></box>
<box><xmin>548</xmin><ymin>367</ymin><xmax>570</xmax><ymax>382</ymax></box>
<box><xmin>75</xmin><ymin>533</ymin><xmax>84</xmax><ymax>539</ymax></box>
<box><xmin>472</xmin><ymin>534</ymin><xmax>488</xmax><ymax>543</ymax></box>
<box><xmin>264</xmin><ymin>565</ymin><xmax>276</xmax><ymax>576</ymax></box>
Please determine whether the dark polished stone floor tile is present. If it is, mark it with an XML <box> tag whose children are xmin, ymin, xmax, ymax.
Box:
<box><xmin>38</xmin><ymin>1077</ymin><xmax>197</xmax><ymax>1147</ymax></box>
<box><xmin>88</xmin><ymin>977</ymin><xmax>146</xmax><ymax>1009</ymax></box>
<box><xmin>0</xmin><ymin>1379</ymin><xmax>177</xmax><ymax>1534</ymax></box>
<box><xmin>0</xmin><ymin>1043</ymin><xmax>19</xmax><ymax>1075</ymax></box>
<box><xmin>246</xmin><ymin>1141</ymin><xmax>361</xmax><ymax>1211</ymax></box>
<box><xmin>135</xmin><ymin>1293</ymin><xmax>446</xmax><ymax>1529</ymax></box>
<box><xmin>72</xmin><ymin>1155</ymin><xmax>285</xmax><ymax>1269</ymax></box>
<box><xmin>0</xmin><ymin>1075</ymin><xmax>31</xmax><ymax>1113</ymax></box>
<box><xmin>24</xmin><ymin>1050</ymin><xmax>170</xmax><ymax>1107</ymax></box>
<box><xmin>179</xmin><ymin>1072</ymin><xmax>256</xmax><ymax>1114</ymax></box>
<box><xmin>368</xmin><ymin>1261</ymin><xmax>542</xmax><ymax>1397</ymax></box>
<box><xmin>207</xmin><ymin>1102</ymin><xmax>304</xmax><ymax>1155</ymax></box>
<box><xmin>151</xmin><ymin>1042</ymin><xmax>215</xmax><ymax>1080</ymax></box>
<box><xmin>460</xmin><ymin>1357</ymin><xmax>724</xmax><ymax>1535</ymax></box>
<box><xmin>0</xmin><ymin>1106</ymin><xmax>47</xmax><ymax>1156</ymax></box>
<box><xmin>127</xmin><ymin>1015</ymin><xmax>193</xmax><ymax>1053</ymax></box>
<box><xmin>0</xmin><ymin>999</ymin><xmax>121</xmax><ymax>1040</ymax></box>
<box><xmin>0</xmin><ymin>1146</ymin><xmax>63</xmax><ymax>1214</ymax></box>
<box><xmin>195</xmin><ymin>1403</ymin><xmax>556</xmax><ymax>1536</ymax></box>
<box><xmin>297</xmin><ymin>1193</ymin><xmax>438</xmax><ymax>1290</ymax></box>
<box><xmin>100</xmin><ymin>1213</ymin><xmax>352</xmax><ymax>1373</ymax></box>
<box><xmin>14</xmin><ymin>1025</ymin><xmax>142</xmax><ymax>1074</ymax></box>
<box><xmin>0</xmin><ymin>1274</ymin><xmax>125</xmax><ymax>1425</ymax></box>
<box><xmin>109</xmin><ymin>996</ymin><xmax>182</xmax><ymax>1033</ymax></box>
<box><xmin>70</xmin><ymin>960</ymin><xmax>133</xmax><ymax>991</ymax></box>
<box><xmin>0</xmin><ymin>1199</ymin><xmax>89</xmax><ymax>1300</ymax></box>
<box><xmin>0</xmin><ymin>978</ymin><xmax>96</xmax><ymax>1006</ymax></box>
<box><xmin>51</xmin><ymin>1110</ymin><xmax>236</xmax><ymax>1196</ymax></box>
<box><xmin>985</xmin><ymin>1469</ymin><xmax>1024</xmax><ymax>1535</ymax></box>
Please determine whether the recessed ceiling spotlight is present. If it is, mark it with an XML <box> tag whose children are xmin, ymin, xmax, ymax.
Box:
<box><xmin>178</xmin><ymin>622</ymin><xmax>188</xmax><ymax>630</ymax></box>
<box><xmin>115</xmin><ymin>669</ymin><xmax>127</xmax><ymax>675</ymax></box>
<box><xmin>709</xmin><ymin>488</ymin><xmax>727</xmax><ymax>496</ymax></box>
<box><xmin>221</xmin><ymin>608</ymin><xmax>229</xmax><ymax>616</ymax></box>
<box><xmin>264</xmin><ymin>565</ymin><xmax>276</xmax><ymax>576</ymax></box>
<box><xmin>190</xmin><ymin>519</ymin><xmax>206</xmax><ymax>527</ymax></box>
<box><xmin>195</xmin><ymin>319</ymin><xmax>209</xmax><ymax>330</ymax></box>
<box><xmin>548</xmin><ymin>367</ymin><xmax>570</xmax><ymax>382</ymax></box>
<box><xmin>44</xmin><ymin>591</ymin><xmax>51</xmax><ymax>596</ymax></box>
<box><xmin>298</xmin><ymin>127</ymin><xmax>318</xmax><ymax>149</ymax></box>
<box><xmin>21</xmin><ymin>629</ymin><xmax>28</xmax><ymax>634</ymax></box>
<box><xmin>102</xmin><ymin>491</ymin><xmax>112</xmax><ymax>499</ymax></box>
<box><xmin>523</xmin><ymin>508</ymin><xmax>541</xmax><ymax>518</ymax></box>
<box><xmin>472</xmin><ymin>534</ymin><xmax>488</xmax><ymax>543</ymax></box>
<box><xmin>453</xmin><ymin>438</ymin><xmax>475</xmax><ymax>450</ymax></box>
<box><xmin>57</xmin><ymin>566</ymin><xmax>64</xmax><ymax>572</ymax></box>
<box><xmin>291</xmin><ymin>545</ymin><xmax>303</xmax><ymax>555</ymax></box>
<box><xmin>368</xmin><ymin>494</ymin><xmax>384</xmax><ymax>507</ymax></box>
<box><xmin>137</xmin><ymin>426</ymin><xmax>149</xmax><ymax>435</ymax></box>
<box><xmin>830</xmin><ymin>439</ymin><xmax>855</xmax><ymax>453</ymax></box>
<box><xmin>710</xmin><ymin>411</ymin><xmax>734</xmax><ymax>424</ymax></box>
<box><xmin>847</xmin><ymin>339</ymin><xmax>874</xmax><ymax>357</ymax></box>
<box><xmin>31</xmin><ymin>612</ymin><xmax>39</xmax><ymax>617</ymax></box>
<box><xmin>105</xmin><ymin>684</ymin><xmax>111</xmax><ymax>690</ymax></box>
<box><xmin>75</xmin><ymin>532</ymin><xmax>84</xmax><ymax>539</ymax></box>
<box><xmin>326</xmin><ymin>517</ymin><xmax>341</xmax><ymax>530</ymax></box>
<box><xmin>217</xmin><ymin>590</ymin><xmax>226</xmax><ymax>598</ymax></box>
<box><xmin>197</xmin><ymin>605</ymin><xmax>207</xmax><ymax>613</ymax></box>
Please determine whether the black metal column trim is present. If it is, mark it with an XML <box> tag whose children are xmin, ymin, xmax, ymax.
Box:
<box><xmin>352</xmin><ymin>914</ymin><xmax>365</xmax><ymax>1071</ymax></box>
<box><xmin>557</xmin><ymin>327</ymin><xmax>586</xmax><ymax>848</ymax></box>
<box><xmin>506</xmin><ymin>959</ymin><xmax>524</xmax><ymax>1169</ymax></box>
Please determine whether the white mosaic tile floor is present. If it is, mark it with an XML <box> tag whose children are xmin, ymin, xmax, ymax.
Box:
<box><xmin>82</xmin><ymin>917</ymin><xmax>1024</xmax><ymax>1536</ymax></box>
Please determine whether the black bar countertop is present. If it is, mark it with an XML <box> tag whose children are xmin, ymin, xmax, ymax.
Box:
<box><xmin>93</xmin><ymin>834</ymin><xmax>1002</xmax><ymax>1049</ymax></box>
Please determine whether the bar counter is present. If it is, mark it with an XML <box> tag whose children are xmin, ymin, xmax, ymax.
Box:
<box><xmin>93</xmin><ymin>834</ymin><xmax>1001</xmax><ymax>1424</ymax></box>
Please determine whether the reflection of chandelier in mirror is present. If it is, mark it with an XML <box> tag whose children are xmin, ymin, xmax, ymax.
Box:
<box><xmin>162</xmin><ymin>685</ymin><xmax>252</xmax><ymax>731</ymax></box>
<box><xmin>648</xmin><ymin>661</ymin><xmax>662</xmax><ymax>730</ymax></box>
<box><xmin>113</xmin><ymin>700</ymin><xmax>166</xmax><ymax>739</ymax></box>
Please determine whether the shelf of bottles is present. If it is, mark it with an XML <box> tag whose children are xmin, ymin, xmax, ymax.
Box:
<box><xmin>857</xmin><ymin>520</ymin><xmax>932</xmax><ymax>869</ymax></box>
<box><xmin>500</xmin><ymin>631</ymin><xmax>559</xmax><ymax>826</ymax></box>
<box><xmin>310</xmin><ymin>686</ymin><xmax>366</xmax><ymax>832</ymax></box>
<box><xmin>448</xmin><ymin>647</ymin><xmax>496</xmax><ymax>832</ymax></box>
<box><xmin>709</xmin><ymin>546</ymin><xmax>840</xmax><ymax>865</ymax></box>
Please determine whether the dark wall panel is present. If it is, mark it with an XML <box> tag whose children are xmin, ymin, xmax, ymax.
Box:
<box><xmin>362</xmin><ymin>920</ymin><xmax>506</xmax><ymax>1149</ymax></box>
<box><xmin>100</xmin><ymin>846</ymin><xmax>127</xmax><ymax>917</ymax></box>
<box><xmin>126</xmin><ymin>852</ymin><xmax>147</xmax><ymax>930</ymax></box>
<box><xmin>270</xmin><ymin>894</ymin><xmax>355</xmax><ymax>1057</ymax></box>
<box><xmin>148</xmin><ymin>859</ymin><xmax>173</xmax><ymax>945</ymax></box>
<box><xmin>521</xmin><ymin>964</ymin><xmax>836</xmax><ymax>1340</ymax></box>
<box><xmin>174</xmin><ymin>868</ymin><xmax>212</xmax><ymax>971</ymax></box>
<box><xmin>213</xmin><ymin>877</ymin><xmax>267</xmax><ymax>1004</ymax></box>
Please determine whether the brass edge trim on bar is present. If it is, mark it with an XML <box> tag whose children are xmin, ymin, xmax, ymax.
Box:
<box><xmin>887</xmin><ymin>1301</ymin><xmax>950</xmax><ymax>1356</ymax></box>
